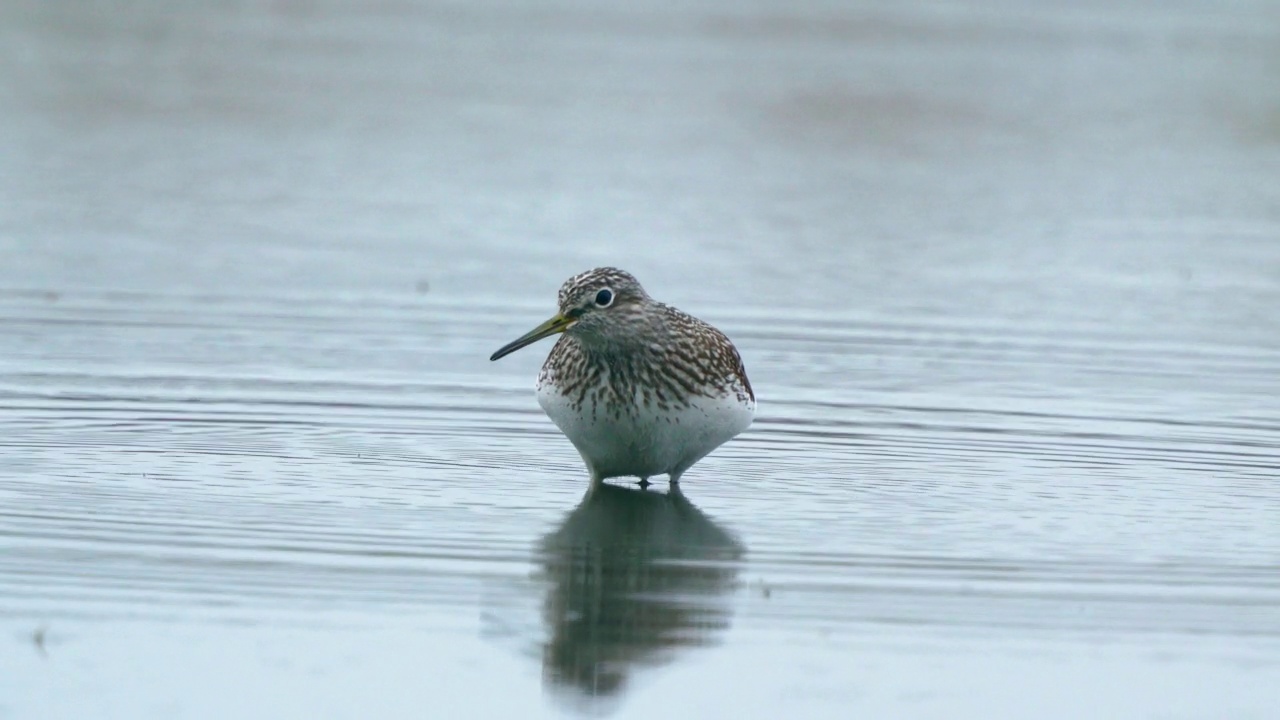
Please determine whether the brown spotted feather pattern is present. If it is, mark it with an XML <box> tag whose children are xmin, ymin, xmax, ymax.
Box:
<box><xmin>538</xmin><ymin>303</ymin><xmax>753</xmax><ymax>420</ymax></box>
<box><xmin>497</xmin><ymin>266</ymin><xmax>755</xmax><ymax>484</ymax></box>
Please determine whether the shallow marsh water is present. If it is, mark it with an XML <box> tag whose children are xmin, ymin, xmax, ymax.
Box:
<box><xmin>2</xmin><ymin>1</ymin><xmax>1280</xmax><ymax>718</ymax></box>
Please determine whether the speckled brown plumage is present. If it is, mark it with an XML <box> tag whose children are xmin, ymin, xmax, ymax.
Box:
<box><xmin>492</xmin><ymin>267</ymin><xmax>756</xmax><ymax>485</ymax></box>
<box><xmin>538</xmin><ymin>303</ymin><xmax>754</xmax><ymax>418</ymax></box>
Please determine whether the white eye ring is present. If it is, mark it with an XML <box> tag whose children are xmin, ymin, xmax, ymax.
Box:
<box><xmin>594</xmin><ymin>288</ymin><xmax>614</xmax><ymax>307</ymax></box>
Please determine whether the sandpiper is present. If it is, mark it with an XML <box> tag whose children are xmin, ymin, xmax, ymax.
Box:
<box><xmin>490</xmin><ymin>267</ymin><xmax>755</xmax><ymax>487</ymax></box>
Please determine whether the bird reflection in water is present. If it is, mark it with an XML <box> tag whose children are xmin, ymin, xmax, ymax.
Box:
<box><xmin>538</xmin><ymin>483</ymin><xmax>744</xmax><ymax>705</ymax></box>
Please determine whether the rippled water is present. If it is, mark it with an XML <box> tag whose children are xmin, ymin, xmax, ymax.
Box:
<box><xmin>3</xmin><ymin>1</ymin><xmax>1280</xmax><ymax>718</ymax></box>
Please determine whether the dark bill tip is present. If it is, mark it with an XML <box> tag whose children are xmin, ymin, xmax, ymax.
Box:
<box><xmin>489</xmin><ymin>315</ymin><xmax>570</xmax><ymax>361</ymax></box>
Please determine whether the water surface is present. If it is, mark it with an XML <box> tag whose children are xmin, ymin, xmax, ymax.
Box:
<box><xmin>2</xmin><ymin>1</ymin><xmax>1279</xmax><ymax>718</ymax></box>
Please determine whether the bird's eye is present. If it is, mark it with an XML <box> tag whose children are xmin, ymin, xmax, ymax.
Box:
<box><xmin>594</xmin><ymin>288</ymin><xmax>614</xmax><ymax>307</ymax></box>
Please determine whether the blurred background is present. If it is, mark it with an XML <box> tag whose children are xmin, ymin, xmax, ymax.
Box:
<box><xmin>1</xmin><ymin>1</ymin><xmax>1278</xmax><ymax>718</ymax></box>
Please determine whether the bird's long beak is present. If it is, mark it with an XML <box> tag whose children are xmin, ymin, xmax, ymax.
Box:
<box><xmin>490</xmin><ymin>313</ymin><xmax>574</xmax><ymax>361</ymax></box>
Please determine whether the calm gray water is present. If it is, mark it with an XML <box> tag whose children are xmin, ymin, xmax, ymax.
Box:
<box><xmin>2</xmin><ymin>1</ymin><xmax>1279</xmax><ymax>718</ymax></box>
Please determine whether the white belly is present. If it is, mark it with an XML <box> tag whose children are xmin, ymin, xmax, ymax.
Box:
<box><xmin>536</xmin><ymin>383</ymin><xmax>755</xmax><ymax>481</ymax></box>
